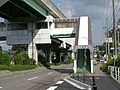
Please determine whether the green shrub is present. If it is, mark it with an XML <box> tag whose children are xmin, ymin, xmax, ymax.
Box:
<box><xmin>14</xmin><ymin>53</ymin><xmax>24</xmax><ymax>65</ymax></box>
<box><xmin>0</xmin><ymin>65</ymin><xmax>37</xmax><ymax>71</ymax></box>
<box><xmin>13</xmin><ymin>52</ymin><xmax>36</xmax><ymax>65</ymax></box>
<box><xmin>0</xmin><ymin>65</ymin><xmax>9</xmax><ymax>70</ymax></box>
<box><xmin>54</xmin><ymin>62</ymin><xmax>63</xmax><ymax>66</ymax></box>
<box><xmin>38</xmin><ymin>54</ymin><xmax>50</xmax><ymax>67</ymax></box>
<box><xmin>1</xmin><ymin>53</ymin><xmax>10</xmax><ymax>66</ymax></box>
<box><xmin>100</xmin><ymin>64</ymin><xmax>108</xmax><ymax>72</ymax></box>
<box><xmin>107</xmin><ymin>58</ymin><xmax>114</xmax><ymax>66</ymax></box>
<box><xmin>8</xmin><ymin>65</ymin><xmax>37</xmax><ymax>71</ymax></box>
<box><xmin>64</xmin><ymin>59</ymin><xmax>74</xmax><ymax>64</ymax></box>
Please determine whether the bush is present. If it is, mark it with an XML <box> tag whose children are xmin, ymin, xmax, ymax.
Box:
<box><xmin>1</xmin><ymin>52</ymin><xmax>10</xmax><ymax>66</ymax></box>
<box><xmin>8</xmin><ymin>65</ymin><xmax>37</xmax><ymax>71</ymax></box>
<box><xmin>38</xmin><ymin>54</ymin><xmax>50</xmax><ymax>67</ymax></box>
<box><xmin>100</xmin><ymin>64</ymin><xmax>108</xmax><ymax>72</ymax></box>
<box><xmin>100</xmin><ymin>58</ymin><xmax>115</xmax><ymax>75</ymax></box>
<box><xmin>13</xmin><ymin>52</ymin><xmax>36</xmax><ymax>65</ymax></box>
<box><xmin>0</xmin><ymin>65</ymin><xmax>9</xmax><ymax>70</ymax></box>
<box><xmin>14</xmin><ymin>53</ymin><xmax>24</xmax><ymax>65</ymax></box>
<box><xmin>0</xmin><ymin>65</ymin><xmax>37</xmax><ymax>71</ymax></box>
<box><xmin>64</xmin><ymin>59</ymin><xmax>74</xmax><ymax>64</ymax></box>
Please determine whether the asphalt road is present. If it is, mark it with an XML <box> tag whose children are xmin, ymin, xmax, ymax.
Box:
<box><xmin>0</xmin><ymin>64</ymin><xmax>73</xmax><ymax>90</ymax></box>
<box><xmin>0</xmin><ymin>64</ymin><xmax>119</xmax><ymax>90</ymax></box>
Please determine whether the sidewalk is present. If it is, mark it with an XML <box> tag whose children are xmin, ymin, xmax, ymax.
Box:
<box><xmin>89</xmin><ymin>63</ymin><xmax>106</xmax><ymax>76</ymax></box>
<box><xmin>70</xmin><ymin>64</ymin><xmax>120</xmax><ymax>90</ymax></box>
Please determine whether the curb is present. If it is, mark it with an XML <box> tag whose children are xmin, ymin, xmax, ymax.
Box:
<box><xmin>64</xmin><ymin>77</ymin><xmax>92</xmax><ymax>90</ymax></box>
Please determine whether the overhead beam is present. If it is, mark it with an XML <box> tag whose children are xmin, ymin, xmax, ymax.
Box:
<box><xmin>0</xmin><ymin>0</ymin><xmax>9</xmax><ymax>7</ymax></box>
<box><xmin>0</xmin><ymin>11</ymin><xmax>15</xmax><ymax>20</ymax></box>
<box><xmin>23</xmin><ymin>0</ymin><xmax>48</xmax><ymax>17</ymax></box>
<box><xmin>8</xmin><ymin>0</ymin><xmax>35</xmax><ymax>17</ymax></box>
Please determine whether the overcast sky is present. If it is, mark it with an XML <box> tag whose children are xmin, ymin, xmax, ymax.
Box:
<box><xmin>52</xmin><ymin>0</ymin><xmax>106</xmax><ymax>45</ymax></box>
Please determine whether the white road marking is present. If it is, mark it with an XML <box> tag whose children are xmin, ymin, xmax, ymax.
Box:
<box><xmin>27</xmin><ymin>76</ymin><xmax>39</xmax><ymax>81</ymax></box>
<box><xmin>48</xmin><ymin>72</ymin><xmax>53</xmax><ymax>75</ymax></box>
<box><xmin>0</xmin><ymin>87</ymin><xmax>3</xmax><ymax>89</ymax></box>
<box><xmin>64</xmin><ymin>78</ymin><xmax>85</xmax><ymax>89</ymax></box>
<box><xmin>46</xmin><ymin>86</ymin><xmax>57</xmax><ymax>90</ymax></box>
<box><xmin>66</xmin><ymin>68</ymin><xmax>70</xmax><ymax>69</ymax></box>
<box><xmin>56</xmin><ymin>81</ymin><xmax>64</xmax><ymax>84</ymax></box>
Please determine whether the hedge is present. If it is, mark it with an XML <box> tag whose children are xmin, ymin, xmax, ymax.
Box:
<box><xmin>0</xmin><ymin>65</ymin><xmax>37</xmax><ymax>71</ymax></box>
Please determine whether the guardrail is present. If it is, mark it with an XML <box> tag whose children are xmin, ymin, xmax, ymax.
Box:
<box><xmin>108</xmin><ymin>66</ymin><xmax>120</xmax><ymax>83</ymax></box>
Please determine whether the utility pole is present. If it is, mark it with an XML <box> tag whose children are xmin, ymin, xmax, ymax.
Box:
<box><xmin>112</xmin><ymin>0</ymin><xmax>117</xmax><ymax>57</ymax></box>
<box><xmin>118</xmin><ymin>29</ymin><xmax>119</xmax><ymax>53</ymax></box>
<box><xmin>107</xmin><ymin>18</ymin><xmax>109</xmax><ymax>60</ymax></box>
<box><xmin>112</xmin><ymin>0</ymin><xmax>117</xmax><ymax>78</ymax></box>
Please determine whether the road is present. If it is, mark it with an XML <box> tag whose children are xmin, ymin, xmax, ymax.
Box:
<box><xmin>0</xmin><ymin>64</ymin><xmax>119</xmax><ymax>90</ymax></box>
<box><xmin>0</xmin><ymin>64</ymin><xmax>73</xmax><ymax>90</ymax></box>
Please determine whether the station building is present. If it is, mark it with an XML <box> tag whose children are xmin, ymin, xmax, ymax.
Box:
<box><xmin>0</xmin><ymin>0</ymin><xmax>93</xmax><ymax>73</ymax></box>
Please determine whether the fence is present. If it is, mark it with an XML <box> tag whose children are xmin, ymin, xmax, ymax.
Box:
<box><xmin>108</xmin><ymin>66</ymin><xmax>120</xmax><ymax>83</ymax></box>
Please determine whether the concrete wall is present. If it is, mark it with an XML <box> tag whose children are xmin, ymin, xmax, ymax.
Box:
<box><xmin>34</xmin><ymin>29</ymin><xmax>51</xmax><ymax>44</ymax></box>
<box><xmin>78</xmin><ymin>16</ymin><xmax>89</xmax><ymax>45</ymax></box>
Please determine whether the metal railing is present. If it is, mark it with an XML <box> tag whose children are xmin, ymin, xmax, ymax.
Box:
<box><xmin>108</xmin><ymin>66</ymin><xmax>120</xmax><ymax>83</ymax></box>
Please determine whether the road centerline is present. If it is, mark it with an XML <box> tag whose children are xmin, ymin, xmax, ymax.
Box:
<box><xmin>27</xmin><ymin>76</ymin><xmax>39</xmax><ymax>81</ymax></box>
<box><xmin>66</xmin><ymin>68</ymin><xmax>70</xmax><ymax>69</ymax></box>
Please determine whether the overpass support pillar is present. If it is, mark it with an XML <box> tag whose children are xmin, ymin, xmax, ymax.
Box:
<box><xmin>45</xmin><ymin>48</ymin><xmax>53</xmax><ymax>64</ymax></box>
<box><xmin>28</xmin><ymin>43</ymin><xmax>38</xmax><ymax>64</ymax></box>
<box><xmin>27</xmin><ymin>22</ymin><xmax>38</xmax><ymax>64</ymax></box>
<box><xmin>56</xmin><ymin>50</ymin><xmax>60</xmax><ymax>63</ymax></box>
<box><xmin>64</xmin><ymin>53</ymin><xmax>68</xmax><ymax>62</ymax></box>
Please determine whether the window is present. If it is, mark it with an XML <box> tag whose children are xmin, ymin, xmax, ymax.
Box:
<box><xmin>8</xmin><ymin>23</ymin><xmax>28</xmax><ymax>30</ymax></box>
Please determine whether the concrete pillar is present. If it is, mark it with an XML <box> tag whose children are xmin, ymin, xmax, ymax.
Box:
<box><xmin>49</xmin><ymin>50</ymin><xmax>54</xmax><ymax>64</ymax></box>
<box><xmin>64</xmin><ymin>53</ymin><xmax>68</xmax><ymax>62</ymax></box>
<box><xmin>74</xmin><ymin>59</ymin><xmax>77</xmax><ymax>73</ymax></box>
<box><xmin>91</xmin><ymin>59</ymin><xmax>94</xmax><ymax>73</ymax></box>
<box><xmin>27</xmin><ymin>22</ymin><xmax>38</xmax><ymax>64</ymax></box>
<box><xmin>56</xmin><ymin>50</ymin><xmax>60</xmax><ymax>63</ymax></box>
<box><xmin>45</xmin><ymin>48</ymin><xmax>53</xmax><ymax>64</ymax></box>
<box><xmin>28</xmin><ymin>43</ymin><xmax>38</xmax><ymax>64</ymax></box>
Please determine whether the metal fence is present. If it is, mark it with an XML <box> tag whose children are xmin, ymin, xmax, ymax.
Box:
<box><xmin>108</xmin><ymin>66</ymin><xmax>120</xmax><ymax>83</ymax></box>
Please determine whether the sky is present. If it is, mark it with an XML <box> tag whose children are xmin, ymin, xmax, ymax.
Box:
<box><xmin>0</xmin><ymin>0</ymin><xmax>118</xmax><ymax>45</ymax></box>
<box><xmin>52</xmin><ymin>0</ymin><xmax>106</xmax><ymax>45</ymax></box>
